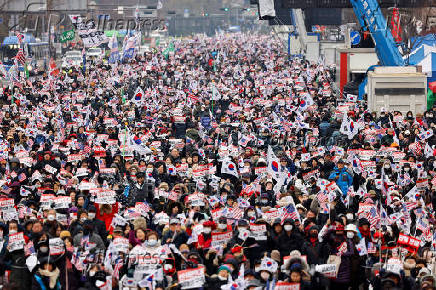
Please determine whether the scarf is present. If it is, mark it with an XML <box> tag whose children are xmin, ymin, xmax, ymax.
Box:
<box><xmin>309</xmin><ymin>236</ymin><xmax>318</xmax><ymax>247</ymax></box>
<box><xmin>39</xmin><ymin>267</ymin><xmax>60</xmax><ymax>289</ymax></box>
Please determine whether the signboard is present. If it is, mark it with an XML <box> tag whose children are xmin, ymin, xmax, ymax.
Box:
<box><xmin>211</xmin><ymin>231</ymin><xmax>233</xmax><ymax>248</ymax></box>
<box><xmin>60</xmin><ymin>29</ymin><xmax>75</xmax><ymax>43</ymax></box>
<box><xmin>177</xmin><ymin>266</ymin><xmax>205</xmax><ymax>289</ymax></box>
<box><xmin>8</xmin><ymin>232</ymin><xmax>25</xmax><ymax>251</ymax></box>
<box><xmin>315</xmin><ymin>264</ymin><xmax>337</xmax><ymax>278</ymax></box>
<box><xmin>350</xmin><ymin>30</ymin><xmax>361</xmax><ymax>45</ymax></box>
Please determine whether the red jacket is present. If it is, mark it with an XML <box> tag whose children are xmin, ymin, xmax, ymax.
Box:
<box><xmin>95</xmin><ymin>202</ymin><xmax>119</xmax><ymax>234</ymax></box>
<box><xmin>196</xmin><ymin>233</ymin><xmax>212</xmax><ymax>249</ymax></box>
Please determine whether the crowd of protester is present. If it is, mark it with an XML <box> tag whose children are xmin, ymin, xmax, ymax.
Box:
<box><xmin>0</xmin><ymin>32</ymin><xmax>435</xmax><ymax>290</ymax></box>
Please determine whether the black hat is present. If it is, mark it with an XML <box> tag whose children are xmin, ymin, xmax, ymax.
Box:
<box><xmin>238</xmin><ymin>219</ymin><xmax>249</xmax><ymax>227</ymax></box>
<box><xmin>272</xmin><ymin>218</ymin><xmax>282</xmax><ymax>225</ymax></box>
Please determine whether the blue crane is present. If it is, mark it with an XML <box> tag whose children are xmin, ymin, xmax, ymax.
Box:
<box><xmin>349</xmin><ymin>0</ymin><xmax>406</xmax><ymax>97</ymax></box>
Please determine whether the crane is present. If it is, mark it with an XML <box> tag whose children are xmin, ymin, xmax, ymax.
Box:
<box><xmin>291</xmin><ymin>9</ymin><xmax>308</xmax><ymax>54</ymax></box>
<box><xmin>349</xmin><ymin>0</ymin><xmax>406</xmax><ymax>97</ymax></box>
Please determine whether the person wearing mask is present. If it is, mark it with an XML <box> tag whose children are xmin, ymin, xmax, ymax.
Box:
<box><xmin>32</xmin><ymin>256</ymin><xmax>62</xmax><ymax>290</ymax></box>
<box><xmin>331</xmin><ymin>224</ymin><xmax>360</xmax><ymax>290</ymax></box>
<box><xmin>278</xmin><ymin>219</ymin><xmax>303</xmax><ymax>257</ymax></box>
<box><xmin>197</xmin><ymin>220</ymin><xmax>215</xmax><ymax>251</ymax></box>
<box><xmin>208</xmin><ymin>265</ymin><xmax>232</xmax><ymax>290</ymax></box>
<box><xmin>162</xmin><ymin>218</ymin><xmax>189</xmax><ymax>248</ymax></box>
<box><xmin>87</xmin><ymin>205</ymin><xmax>107</xmax><ymax>245</ymax></box>
<box><xmin>301</xmin><ymin>225</ymin><xmax>323</xmax><ymax>265</ymax></box>
<box><xmin>1</xmin><ymin>220</ymin><xmax>32</xmax><ymax>289</ymax></box>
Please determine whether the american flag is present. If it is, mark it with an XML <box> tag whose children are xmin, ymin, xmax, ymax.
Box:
<box><xmin>404</xmin><ymin>201</ymin><xmax>418</xmax><ymax>211</ymax></box>
<box><xmin>113</xmin><ymin>259</ymin><xmax>123</xmax><ymax>280</ymax></box>
<box><xmin>83</xmin><ymin>145</ymin><xmax>92</xmax><ymax>155</ymax></box>
<box><xmin>281</xmin><ymin>203</ymin><xmax>300</xmax><ymax>222</ymax></box>
<box><xmin>367</xmin><ymin>206</ymin><xmax>379</xmax><ymax>227</ymax></box>
<box><xmin>1</xmin><ymin>185</ymin><xmax>11</xmax><ymax>194</ymax></box>
<box><xmin>416</xmin><ymin>218</ymin><xmax>430</xmax><ymax>233</ymax></box>
<box><xmin>367</xmin><ymin>242</ymin><xmax>376</xmax><ymax>254</ymax></box>
<box><xmin>18</xmin><ymin>172</ymin><xmax>27</xmax><ymax>182</ymax></box>
<box><xmin>15</xmin><ymin>48</ymin><xmax>26</xmax><ymax>65</ymax></box>
<box><xmin>317</xmin><ymin>190</ymin><xmax>329</xmax><ymax>203</ymax></box>
<box><xmin>16</xmin><ymin>32</ymin><xmax>24</xmax><ymax>44</ymax></box>
<box><xmin>409</xmin><ymin>141</ymin><xmax>423</xmax><ymax>156</ymax></box>
<box><xmin>187</xmin><ymin>92</ymin><xmax>199</xmax><ymax>102</ymax></box>
<box><xmin>230</xmin><ymin>206</ymin><xmax>244</xmax><ymax>220</ymax></box>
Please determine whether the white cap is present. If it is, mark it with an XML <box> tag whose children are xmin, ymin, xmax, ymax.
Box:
<box><xmin>345</xmin><ymin>224</ymin><xmax>358</xmax><ymax>233</ymax></box>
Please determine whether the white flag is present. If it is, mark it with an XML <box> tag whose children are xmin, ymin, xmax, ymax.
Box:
<box><xmin>356</xmin><ymin>238</ymin><xmax>368</xmax><ymax>256</ymax></box>
<box><xmin>267</xmin><ymin>145</ymin><xmax>281</xmax><ymax>180</ymax></box>
<box><xmin>221</xmin><ymin>158</ymin><xmax>239</xmax><ymax>178</ymax></box>
<box><xmin>132</xmin><ymin>86</ymin><xmax>145</xmax><ymax>106</ymax></box>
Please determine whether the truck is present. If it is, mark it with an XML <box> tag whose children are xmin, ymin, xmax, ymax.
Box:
<box><xmin>366</xmin><ymin>66</ymin><xmax>427</xmax><ymax>115</ymax></box>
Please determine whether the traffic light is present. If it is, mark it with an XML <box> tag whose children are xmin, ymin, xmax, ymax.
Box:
<box><xmin>220</xmin><ymin>8</ymin><xmax>229</xmax><ymax>12</ymax></box>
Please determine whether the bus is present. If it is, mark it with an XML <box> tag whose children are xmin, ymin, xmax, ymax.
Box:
<box><xmin>0</xmin><ymin>34</ymin><xmax>50</xmax><ymax>75</ymax></box>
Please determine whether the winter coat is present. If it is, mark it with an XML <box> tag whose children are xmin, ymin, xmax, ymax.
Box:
<box><xmin>162</xmin><ymin>230</ymin><xmax>189</xmax><ymax>248</ymax></box>
<box><xmin>32</xmin><ymin>268</ymin><xmax>62</xmax><ymax>290</ymax></box>
<box><xmin>278</xmin><ymin>231</ymin><xmax>304</xmax><ymax>257</ymax></box>
<box><xmin>301</xmin><ymin>238</ymin><xmax>324</xmax><ymax>265</ymax></box>
<box><xmin>328</xmin><ymin>167</ymin><xmax>353</xmax><ymax>196</ymax></box>
<box><xmin>72</xmin><ymin>232</ymin><xmax>106</xmax><ymax>251</ymax></box>
<box><xmin>95</xmin><ymin>202</ymin><xmax>118</xmax><ymax>234</ymax></box>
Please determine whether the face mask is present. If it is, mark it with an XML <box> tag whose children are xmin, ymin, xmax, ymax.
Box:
<box><xmin>203</xmin><ymin>228</ymin><xmax>211</xmax><ymax>234</ymax></box>
<box><xmin>9</xmin><ymin>229</ymin><xmax>17</xmax><ymax>235</ymax></box>
<box><xmin>147</xmin><ymin>239</ymin><xmax>157</xmax><ymax>247</ymax></box>
<box><xmin>346</xmin><ymin>213</ymin><xmax>354</xmax><ymax>220</ymax></box>
<box><xmin>284</xmin><ymin>225</ymin><xmax>293</xmax><ymax>231</ymax></box>
<box><xmin>346</xmin><ymin>232</ymin><xmax>355</xmax><ymax>239</ymax></box>
<box><xmin>89</xmin><ymin>270</ymin><xmax>96</xmax><ymax>277</ymax></box>
<box><xmin>384</xmin><ymin>164</ymin><xmax>390</xmax><ymax>169</ymax></box>
<box><xmin>218</xmin><ymin>224</ymin><xmax>227</xmax><ymax>230</ymax></box>
<box><xmin>310</xmin><ymin>232</ymin><xmax>318</xmax><ymax>238</ymax></box>
<box><xmin>404</xmin><ymin>168</ymin><xmax>410</xmax><ymax>172</ymax></box>
<box><xmin>47</xmin><ymin>215</ymin><xmax>55</xmax><ymax>221</ymax></box>
<box><xmin>261</xmin><ymin>199</ymin><xmax>268</xmax><ymax>204</ymax></box>
<box><xmin>40</xmin><ymin>246</ymin><xmax>49</xmax><ymax>253</ymax></box>
<box><xmin>88</xmin><ymin>213</ymin><xmax>95</xmax><ymax>219</ymax></box>
<box><xmin>260</xmin><ymin>272</ymin><xmax>270</xmax><ymax>281</ymax></box>
<box><xmin>247</xmin><ymin>211</ymin><xmax>255</xmax><ymax>217</ymax></box>
<box><xmin>80</xmin><ymin>218</ymin><xmax>87</xmax><ymax>223</ymax></box>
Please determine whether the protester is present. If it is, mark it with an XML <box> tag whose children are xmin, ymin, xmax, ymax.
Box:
<box><xmin>0</xmin><ymin>30</ymin><xmax>435</xmax><ymax>289</ymax></box>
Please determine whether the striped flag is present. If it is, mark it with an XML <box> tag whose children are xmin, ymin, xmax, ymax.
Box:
<box><xmin>416</xmin><ymin>218</ymin><xmax>430</xmax><ymax>233</ymax></box>
<box><xmin>16</xmin><ymin>32</ymin><xmax>24</xmax><ymax>44</ymax></box>
<box><xmin>15</xmin><ymin>48</ymin><xmax>26</xmax><ymax>65</ymax></box>
<box><xmin>317</xmin><ymin>190</ymin><xmax>329</xmax><ymax>203</ymax></box>
<box><xmin>367</xmin><ymin>206</ymin><xmax>380</xmax><ymax>227</ymax></box>
<box><xmin>230</xmin><ymin>206</ymin><xmax>244</xmax><ymax>220</ymax></box>
<box><xmin>113</xmin><ymin>259</ymin><xmax>123</xmax><ymax>280</ymax></box>
<box><xmin>281</xmin><ymin>203</ymin><xmax>300</xmax><ymax>222</ymax></box>
<box><xmin>409</xmin><ymin>141</ymin><xmax>423</xmax><ymax>156</ymax></box>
